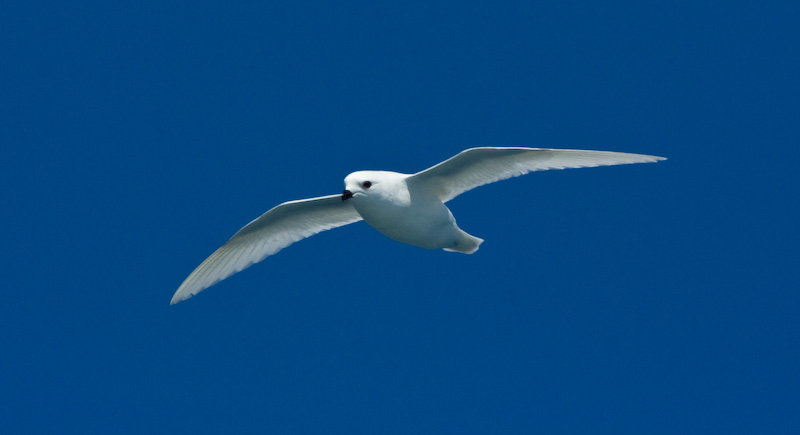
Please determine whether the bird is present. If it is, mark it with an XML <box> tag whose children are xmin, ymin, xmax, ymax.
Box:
<box><xmin>171</xmin><ymin>147</ymin><xmax>665</xmax><ymax>304</ymax></box>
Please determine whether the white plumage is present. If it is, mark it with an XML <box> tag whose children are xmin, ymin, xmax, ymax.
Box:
<box><xmin>171</xmin><ymin>147</ymin><xmax>665</xmax><ymax>304</ymax></box>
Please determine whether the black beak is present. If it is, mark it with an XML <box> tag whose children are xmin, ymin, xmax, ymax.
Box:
<box><xmin>341</xmin><ymin>190</ymin><xmax>353</xmax><ymax>201</ymax></box>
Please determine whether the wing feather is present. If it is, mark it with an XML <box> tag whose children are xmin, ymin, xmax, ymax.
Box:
<box><xmin>171</xmin><ymin>194</ymin><xmax>362</xmax><ymax>304</ymax></box>
<box><xmin>408</xmin><ymin>147</ymin><xmax>665</xmax><ymax>202</ymax></box>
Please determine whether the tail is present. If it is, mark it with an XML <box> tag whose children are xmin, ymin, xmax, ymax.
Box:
<box><xmin>444</xmin><ymin>228</ymin><xmax>483</xmax><ymax>254</ymax></box>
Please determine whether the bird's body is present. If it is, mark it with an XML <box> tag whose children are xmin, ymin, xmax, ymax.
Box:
<box><xmin>171</xmin><ymin>147</ymin><xmax>665</xmax><ymax>304</ymax></box>
<box><xmin>344</xmin><ymin>170</ymin><xmax>478</xmax><ymax>252</ymax></box>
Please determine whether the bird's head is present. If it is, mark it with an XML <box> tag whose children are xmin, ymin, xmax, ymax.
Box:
<box><xmin>342</xmin><ymin>171</ymin><xmax>407</xmax><ymax>202</ymax></box>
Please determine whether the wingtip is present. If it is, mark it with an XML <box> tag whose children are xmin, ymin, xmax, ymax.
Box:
<box><xmin>635</xmin><ymin>154</ymin><xmax>666</xmax><ymax>163</ymax></box>
<box><xmin>169</xmin><ymin>290</ymin><xmax>190</xmax><ymax>305</ymax></box>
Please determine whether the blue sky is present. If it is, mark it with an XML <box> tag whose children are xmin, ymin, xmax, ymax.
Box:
<box><xmin>2</xmin><ymin>1</ymin><xmax>798</xmax><ymax>433</ymax></box>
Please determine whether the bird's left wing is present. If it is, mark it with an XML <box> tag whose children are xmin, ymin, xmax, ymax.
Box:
<box><xmin>408</xmin><ymin>147</ymin><xmax>666</xmax><ymax>203</ymax></box>
<box><xmin>171</xmin><ymin>194</ymin><xmax>362</xmax><ymax>304</ymax></box>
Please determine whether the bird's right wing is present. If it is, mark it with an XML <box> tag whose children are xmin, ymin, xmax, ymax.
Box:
<box><xmin>408</xmin><ymin>147</ymin><xmax>666</xmax><ymax>203</ymax></box>
<box><xmin>171</xmin><ymin>194</ymin><xmax>362</xmax><ymax>304</ymax></box>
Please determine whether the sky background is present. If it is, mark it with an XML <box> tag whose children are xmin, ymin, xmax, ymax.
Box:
<box><xmin>2</xmin><ymin>1</ymin><xmax>798</xmax><ymax>433</ymax></box>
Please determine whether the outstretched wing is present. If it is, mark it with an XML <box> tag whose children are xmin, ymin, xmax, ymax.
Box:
<box><xmin>171</xmin><ymin>194</ymin><xmax>362</xmax><ymax>304</ymax></box>
<box><xmin>408</xmin><ymin>147</ymin><xmax>665</xmax><ymax>202</ymax></box>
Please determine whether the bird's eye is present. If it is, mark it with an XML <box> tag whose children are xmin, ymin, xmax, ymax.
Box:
<box><xmin>362</xmin><ymin>181</ymin><xmax>372</xmax><ymax>189</ymax></box>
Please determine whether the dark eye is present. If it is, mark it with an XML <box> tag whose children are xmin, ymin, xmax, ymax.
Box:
<box><xmin>362</xmin><ymin>181</ymin><xmax>372</xmax><ymax>189</ymax></box>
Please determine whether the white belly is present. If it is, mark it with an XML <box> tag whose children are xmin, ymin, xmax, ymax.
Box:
<box><xmin>353</xmin><ymin>194</ymin><xmax>458</xmax><ymax>250</ymax></box>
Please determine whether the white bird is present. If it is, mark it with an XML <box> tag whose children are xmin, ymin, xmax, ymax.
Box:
<box><xmin>171</xmin><ymin>147</ymin><xmax>665</xmax><ymax>304</ymax></box>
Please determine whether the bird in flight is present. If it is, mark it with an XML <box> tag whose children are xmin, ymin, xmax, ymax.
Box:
<box><xmin>171</xmin><ymin>147</ymin><xmax>665</xmax><ymax>304</ymax></box>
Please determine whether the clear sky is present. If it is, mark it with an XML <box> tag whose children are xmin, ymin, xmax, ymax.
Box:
<box><xmin>2</xmin><ymin>1</ymin><xmax>798</xmax><ymax>433</ymax></box>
